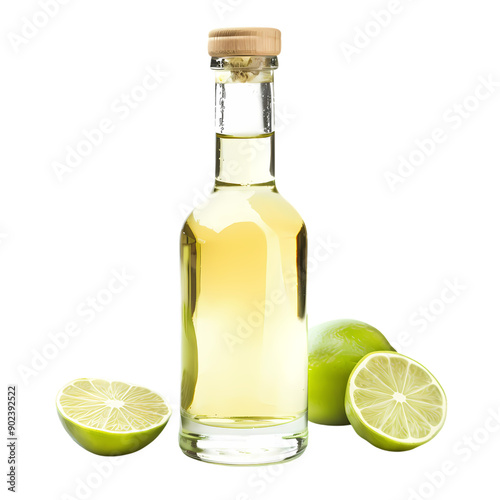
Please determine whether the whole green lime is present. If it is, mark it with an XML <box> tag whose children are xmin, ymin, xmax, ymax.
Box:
<box><xmin>308</xmin><ymin>319</ymin><xmax>395</xmax><ymax>425</ymax></box>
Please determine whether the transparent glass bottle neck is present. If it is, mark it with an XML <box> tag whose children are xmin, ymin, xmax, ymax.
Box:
<box><xmin>211</xmin><ymin>56</ymin><xmax>278</xmax><ymax>188</ymax></box>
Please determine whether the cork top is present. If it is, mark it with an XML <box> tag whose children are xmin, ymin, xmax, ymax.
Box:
<box><xmin>208</xmin><ymin>27</ymin><xmax>281</xmax><ymax>57</ymax></box>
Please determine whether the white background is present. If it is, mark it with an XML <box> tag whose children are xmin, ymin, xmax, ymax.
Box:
<box><xmin>1</xmin><ymin>0</ymin><xmax>500</xmax><ymax>499</ymax></box>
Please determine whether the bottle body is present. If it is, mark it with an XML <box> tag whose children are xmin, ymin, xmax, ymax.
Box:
<box><xmin>180</xmin><ymin>175</ymin><xmax>308</xmax><ymax>464</ymax></box>
<box><xmin>182</xmin><ymin>178</ymin><xmax>307</xmax><ymax>408</ymax></box>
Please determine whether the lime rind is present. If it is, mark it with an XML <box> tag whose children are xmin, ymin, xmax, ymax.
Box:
<box><xmin>345</xmin><ymin>352</ymin><xmax>447</xmax><ymax>451</ymax></box>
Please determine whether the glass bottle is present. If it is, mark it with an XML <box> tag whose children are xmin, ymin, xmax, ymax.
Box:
<box><xmin>179</xmin><ymin>28</ymin><xmax>308</xmax><ymax>465</ymax></box>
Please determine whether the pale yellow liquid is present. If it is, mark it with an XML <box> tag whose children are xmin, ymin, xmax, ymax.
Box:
<box><xmin>181</xmin><ymin>145</ymin><xmax>307</xmax><ymax>429</ymax></box>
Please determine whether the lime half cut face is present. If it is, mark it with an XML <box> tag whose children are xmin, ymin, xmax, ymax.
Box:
<box><xmin>56</xmin><ymin>378</ymin><xmax>171</xmax><ymax>456</ymax></box>
<box><xmin>345</xmin><ymin>352</ymin><xmax>446</xmax><ymax>451</ymax></box>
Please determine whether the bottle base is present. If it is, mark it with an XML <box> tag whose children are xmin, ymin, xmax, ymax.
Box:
<box><xmin>179</xmin><ymin>413</ymin><xmax>308</xmax><ymax>466</ymax></box>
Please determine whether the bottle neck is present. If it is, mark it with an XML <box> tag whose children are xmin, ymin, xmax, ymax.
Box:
<box><xmin>212</xmin><ymin>56</ymin><xmax>278</xmax><ymax>187</ymax></box>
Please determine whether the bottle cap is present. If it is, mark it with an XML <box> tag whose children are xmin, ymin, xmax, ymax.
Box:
<box><xmin>208</xmin><ymin>27</ymin><xmax>281</xmax><ymax>57</ymax></box>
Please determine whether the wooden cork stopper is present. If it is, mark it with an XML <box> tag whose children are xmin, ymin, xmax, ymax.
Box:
<box><xmin>208</xmin><ymin>27</ymin><xmax>281</xmax><ymax>57</ymax></box>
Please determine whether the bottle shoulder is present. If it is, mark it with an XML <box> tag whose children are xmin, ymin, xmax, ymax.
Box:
<box><xmin>181</xmin><ymin>188</ymin><xmax>305</xmax><ymax>239</ymax></box>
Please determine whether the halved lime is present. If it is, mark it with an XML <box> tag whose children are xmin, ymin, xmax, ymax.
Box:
<box><xmin>56</xmin><ymin>378</ymin><xmax>171</xmax><ymax>456</ymax></box>
<box><xmin>345</xmin><ymin>352</ymin><xmax>446</xmax><ymax>451</ymax></box>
